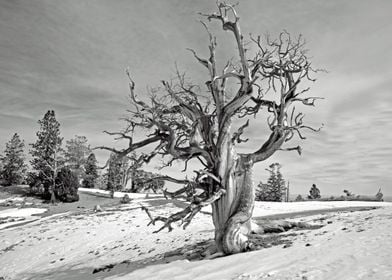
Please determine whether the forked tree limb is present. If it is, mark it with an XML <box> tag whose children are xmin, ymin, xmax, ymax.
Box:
<box><xmin>141</xmin><ymin>188</ymin><xmax>226</xmax><ymax>233</ymax></box>
<box><xmin>98</xmin><ymin>2</ymin><xmax>323</xmax><ymax>243</ymax></box>
<box><xmin>94</xmin><ymin>135</ymin><xmax>161</xmax><ymax>158</ymax></box>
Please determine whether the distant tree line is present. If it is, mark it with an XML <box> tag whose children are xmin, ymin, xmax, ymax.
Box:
<box><xmin>254</xmin><ymin>172</ymin><xmax>383</xmax><ymax>203</ymax></box>
<box><xmin>295</xmin><ymin>184</ymin><xmax>383</xmax><ymax>202</ymax></box>
<box><xmin>0</xmin><ymin>110</ymin><xmax>165</xmax><ymax>203</ymax></box>
<box><xmin>294</xmin><ymin>184</ymin><xmax>321</xmax><ymax>201</ymax></box>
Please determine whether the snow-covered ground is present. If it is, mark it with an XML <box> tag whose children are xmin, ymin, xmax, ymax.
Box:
<box><xmin>0</xmin><ymin>196</ymin><xmax>25</xmax><ymax>204</ymax></box>
<box><xmin>0</xmin><ymin>197</ymin><xmax>391</xmax><ymax>280</ymax></box>
<box><xmin>0</xmin><ymin>208</ymin><xmax>47</xmax><ymax>218</ymax></box>
<box><xmin>252</xmin><ymin>200</ymin><xmax>392</xmax><ymax>217</ymax></box>
<box><xmin>122</xmin><ymin>206</ymin><xmax>392</xmax><ymax>280</ymax></box>
<box><xmin>78</xmin><ymin>187</ymin><xmax>162</xmax><ymax>199</ymax></box>
<box><xmin>0</xmin><ymin>207</ymin><xmax>47</xmax><ymax>230</ymax></box>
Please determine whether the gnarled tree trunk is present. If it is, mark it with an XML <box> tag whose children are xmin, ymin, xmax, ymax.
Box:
<box><xmin>212</xmin><ymin>135</ymin><xmax>255</xmax><ymax>254</ymax></box>
<box><xmin>99</xmin><ymin>2</ymin><xmax>322</xmax><ymax>258</ymax></box>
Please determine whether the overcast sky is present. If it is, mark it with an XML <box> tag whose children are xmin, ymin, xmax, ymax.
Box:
<box><xmin>1</xmin><ymin>0</ymin><xmax>391</xmax><ymax>196</ymax></box>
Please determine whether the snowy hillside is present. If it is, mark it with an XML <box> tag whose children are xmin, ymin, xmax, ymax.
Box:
<box><xmin>0</xmin><ymin>194</ymin><xmax>391</xmax><ymax>280</ymax></box>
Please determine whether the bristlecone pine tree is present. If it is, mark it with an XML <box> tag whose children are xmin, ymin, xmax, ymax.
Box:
<box><xmin>308</xmin><ymin>184</ymin><xmax>321</xmax><ymax>199</ymax></box>
<box><xmin>30</xmin><ymin>110</ymin><xmax>64</xmax><ymax>199</ymax></box>
<box><xmin>82</xmin><ymin>153</ymin><xmax>99</xmax><ymax>188</ymax></box>
<box><xmin>1</xmin><ymin>133</ymin><xmax>27</xmax><ymax>186</ymax></box>
<box><xmin>98</xmin><ymin>2</ymin><xmax>323</xmax><ymax>255</ymax></box>
<box><xmin>256</xmin><ymin>163</ymin><xmax>286</xmax><ymax>202</ymax></box>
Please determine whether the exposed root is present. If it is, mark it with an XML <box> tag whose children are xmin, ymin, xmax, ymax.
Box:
<box><xmin>252</xmin><ymin>219</ymin><xmax>324</xmax><ymax>234</ymax></box>
<box><xmin>204</xmin><ymin>252</ymin><xmax>226</xmax><ymax>260</ymax></box>
<box><xmin>162</xmin><ymin>221</ymin><xmax>319</xmax><ymax>261</ymax></box>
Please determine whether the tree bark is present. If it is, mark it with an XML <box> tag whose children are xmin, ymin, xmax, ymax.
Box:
<box><xmin>212</xmin><ymin>135</ymin><xmax>255</xmax><ymax>254</ymax></box>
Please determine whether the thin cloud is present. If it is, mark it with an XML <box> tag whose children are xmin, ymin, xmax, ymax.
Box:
<box><xmin>1</xmin><ymin>0</ymin><xmax>391</xmax><ymax>196</ymax></box>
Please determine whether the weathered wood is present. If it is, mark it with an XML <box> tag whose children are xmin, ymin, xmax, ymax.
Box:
<box><xmin>252</xmin><ymin>220</ymin><xmax>323</xmax><ymax>234</ymax></box>
<box><xmin>99</xmin><ymin>2</ymin><xmax>322</xmax><ymax>256</ymax></box>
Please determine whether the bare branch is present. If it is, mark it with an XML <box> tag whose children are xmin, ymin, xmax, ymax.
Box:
<box><xmin>142</xmin><ymin>188</ymin><xmax>226</xmax><ymax>232</ymax></box>
<box><xmin>94</xmin><ymin>135</ymin><xmax>162</xmax><ymax>158</ymax></box>
<box><xmin>248</xmin><ymin>129</ymin><xmax>287</xmax><ymax>163</ymax></box>
<box><xmin>142</xmin><ymin>175</ymin><xmax>189</xmax><ymax>185</ymax></box>
<box><xmin>100</xmin><ymin>4</ymin><xmax>323</xmax><ymax>249</ymax></box>
<box><xmin>231</xmin><ymin>119</ymin><xmax>249</xmax><ymax>144</ymax></box>
<box><xmin>187</xmin><ymin>48</ymin><xmax>209</xmax><ymax>70</ymax></box>
<box><xmin>279</xmin><ymin>145</ymin><xmax>302</xmax><ymax>156</ymax></box>
<box><xmin>163</xmin><ymin>187</ymin><xmax>189</xmax><ymax>200</ymax></box>
<box><xmin>140</xmin><ymin>204</ymin><xmax>156</xmax><ymax>226</ymax></box>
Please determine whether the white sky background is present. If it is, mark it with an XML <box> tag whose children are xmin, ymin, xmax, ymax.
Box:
<box><xmin>0</xmin><ymin>0</ymin><xmax>391</xmax><ymax>196</ymax></box>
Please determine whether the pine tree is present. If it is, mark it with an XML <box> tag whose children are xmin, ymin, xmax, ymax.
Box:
<box><xmin>308</xmin><ymin>184</ymin><xmax>321</xmax><ymax>199</ymax></box>
<box><xmin>30</xmin><ymin>110</ymin><xmax>64</xmax><ymax>199</ymax></box>
<box><xmin>0</xmin><ymin>159</ymin><xmax>4</xmax><ymax>183</ymax></box>
<box><xmin>95</xmin><ymin>171</ymin><xmax>108</xmax><ymax>190</ymax></box>
<box><xmin>375</xmin><ymin>188</ymin><xmax>383</xmax><ymax>201</ymax></box>
<box><xmin>255</xmin><ymin>163</ymin><xmax>286</xmax><ymax>202</ymax></box>
<box><xmin>106</xmin><ymin>153</ymin><xmax>130</xmax><ymax>191</ymax></box>
<box><xmin>64</xmin><ymin>135</ymin><xmax>91</xmax><ymax>181</ymax></box>
<box><xmin>54</xmin><ymin>167</ymin><xmax>80</xmax><ymax>202</ymax></box>
<box><xmin>1</xmin><ymin>133</ymin><xmax>27</xmax><ymax>186</ymax></box>
<box><xmin>82</xmin><ymin>153</ymin><xmax>98</xmax><ymax>188</ymax></box>
<box><xmin>255</xmin><ymin>182</ymin><xmax>269</xmax><ymax>201</ymax></box>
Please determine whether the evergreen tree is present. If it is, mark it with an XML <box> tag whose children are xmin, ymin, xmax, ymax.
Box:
<box><xmin>308</xmin><ymin>184</ymin><xmax>321</xmax><ymax>199</ymax></box>
<box><xmin>375</xmin><ymin>188</ymin><xmax>383</xmax><ymax>201</ymax></box>
<box><xmin>1</xmin><ymin>133</ymin><xmax>27</xmax><ymax>185</ymax></box>
<box><xmin>343</xmin><ymin>189</ymin><xmax>352</xmax><ymax>197</ymax></box>
<box><xmin>255</xmin><ymin>182</ymin><xmax>268</xmax><ymax>201</ymax></box>
<box><xmin>30</xmin><ymin>110</ymin><xmax>64</xmax><ymax>199</ymax></box>
<box><xmin>0</xmin><ymin>158</ymin><xmax>4</xmax><ymax>183</ymax></box>
<box><xmin>255</xmin><ymin>163</ymin><xmax>286</xmax><ymax>202</ymax></box>
<box><xmin>95</xmin><ymin>171</ymin><xmax>108</xmax><ymax>190</ymax></box>
<box><xmin>55</xmin><ymin>167</ymin><xmax>80</xmax><ymax>202</ymax></box>
<box><xmin>106</xmin><ymin>153</ymin><xmax>130</xmax><ymax>191</ymax></box>
<box><xmin>82</xmin><ymin>153</ymin><xmax>98</xmax><ymax>188</ymax></box>
<box><xmin>64</xmin><ymin>135</ymin><xmax>91</xmax><ymax>181</ymax></box>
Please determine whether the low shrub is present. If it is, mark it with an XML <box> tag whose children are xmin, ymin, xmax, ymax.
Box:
<box><xmin>54</xmin><ymin>167</ymin><xmax>79</xmax><ymax>202</ymax></box>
